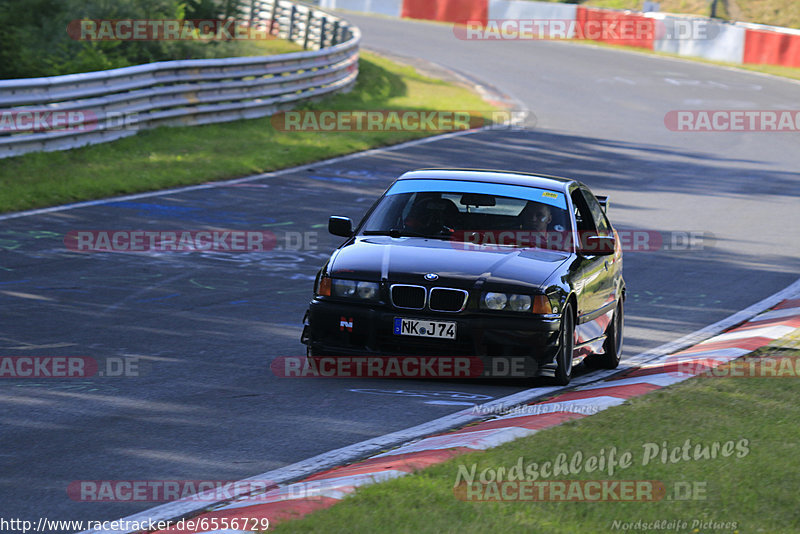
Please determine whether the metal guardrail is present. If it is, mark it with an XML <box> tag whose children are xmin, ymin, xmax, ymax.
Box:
<box><xmin>0</xmin><ymin>0</ymin><xmax>360</xmax><ymax>159</ymax></box>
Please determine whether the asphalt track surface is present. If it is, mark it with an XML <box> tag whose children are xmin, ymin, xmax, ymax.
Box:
<box><xmin>1</xmin><ymin>13</ymin><xmax>799</xmax><ymax>532</ymax></box>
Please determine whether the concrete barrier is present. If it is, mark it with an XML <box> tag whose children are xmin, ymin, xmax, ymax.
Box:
<box><xmin>576</xmin><ymin>7</ymin><xmax>655</xmax><ymax>50</ymax></box>
<box><xmin>652</xmin><ymin>14</ymin><xmax>745</xmax><ymax>64</ymax></box>
<box><xmin>488</xmin><ymin>0</ymin><xmax>577</xmax><ymax>39</ymax></box>
<box><xmin>320</xmin><ymin>0</ymin><xmax>402</xmax><ymax>18</ymax></box>
<box><xmin>402</xmin><ymin>0</ymin><xmax>488</xmax><ymax>25</ymax></box>
<box><xmin>741</xmin><ymin>23</ymin><xmax>800</xmax><ymax>68</ymax></box>
<box><xmin>488</xmin><ymin>0</ymin><xmax>577</xmax><ymax>22</ymax></box>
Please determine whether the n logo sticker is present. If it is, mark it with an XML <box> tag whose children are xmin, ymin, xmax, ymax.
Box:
<box><xmin>339</xmin><ymin>317</ymin><xmax>353</xmax><ymax>332</ymax></box>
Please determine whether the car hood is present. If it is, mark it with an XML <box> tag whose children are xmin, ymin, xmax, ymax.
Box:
<box><xmin>328</xmin><ymin>236</ymin><xmax>570</xmax><ymax>290</ymax></box>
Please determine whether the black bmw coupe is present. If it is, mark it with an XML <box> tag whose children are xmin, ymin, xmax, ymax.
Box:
<box><xmin>301</xmin><ymin>169</ymin><xmax>625</xmax><ymax>385</ymax></box>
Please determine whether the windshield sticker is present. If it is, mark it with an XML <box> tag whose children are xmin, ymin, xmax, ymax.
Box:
<box><xmin>387</xmin><ymin>179</ymin><xmax>567</xmax><ymax>209</ymax></box>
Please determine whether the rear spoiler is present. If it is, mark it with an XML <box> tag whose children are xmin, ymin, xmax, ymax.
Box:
<box><xmin>596</xmin><ymin>195</ymin><xmax>609</xmax><ymax>213</ymax></box>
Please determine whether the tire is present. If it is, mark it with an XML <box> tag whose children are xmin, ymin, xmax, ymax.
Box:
<box><xmin>554</xmin><ymin>303</ymin><xmax>575</xmax><ymax>386</ymax></box>
<box><xmin>596</xmin><ymin>298</ymin><xmax>624</xmax><ymax>369</ymax></box>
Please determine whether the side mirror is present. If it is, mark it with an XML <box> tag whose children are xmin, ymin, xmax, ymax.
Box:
<box><xmin>328</xmin><ymin>216</ymin><xmax>353</xmax><ymax>237</ymax></box>
<box><xmin>578</xmin><ymin>234</ymin><xmax>615</xmax><ymax>256</ymax></box>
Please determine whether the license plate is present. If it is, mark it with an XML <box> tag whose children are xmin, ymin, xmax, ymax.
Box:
<box><xmin>394</xmin><ymin>318</ymin><xmax>456</xmax><ymax>339</ymax></box>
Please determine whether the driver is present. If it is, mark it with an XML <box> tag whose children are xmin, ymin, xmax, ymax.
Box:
<box><xmin>519</xmin><ymin>201</ymin><xmax>552</xmax><ymax>232</ymax></box>
<box><xmin>404</xmin><ymin>195</ymin><xmax>459</xmax><ymax>235</ymax></box>
<box><xmin>517</xmin><ymin>201</ymin><xmax>561</xmax><ymax>249</ymax></box>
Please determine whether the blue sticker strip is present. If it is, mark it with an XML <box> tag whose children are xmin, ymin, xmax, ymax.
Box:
<box><xmin>386</xmin><ymin>179</ymin><xmax>567</xmax><ymax>209</ymax></box>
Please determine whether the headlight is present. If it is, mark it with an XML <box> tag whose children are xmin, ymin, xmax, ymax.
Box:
<box><xmin>483</xmin><ymin>292</ymin><xmax>508</xmax><ymax>310</ymax></box>
<box><xmin>357</xmin><ymin>282</ymin><xmax>379</xmax><ymax>299</ymax></box>
<box><xmin>333</xmin><ymin>279</ymin><xmax>357</xmax><ymax>297</ymax></box>
<box><xmin>332</xmin><ymin>279</ymin><xmax>380</xmax><ymax>300</ymax></box>
<box><xmin>481</xmin><ymin>292</ymin><xmax>549</xmax><ymax>313</ymax></box>
<box><xmin>508</xmin><ymin>294</ymin><xmax>532</xmax><ymax>312</ymax></box>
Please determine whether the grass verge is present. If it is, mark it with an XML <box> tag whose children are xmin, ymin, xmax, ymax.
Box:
<box><xmin>0</xmin><ymin>51</ymin><xmax>498</xmax><ymax>214</ymax></box>
<box><xmin>273</xmin><ymin>332</ymin><xmax>800</xmax><ymax>534</ymax></box>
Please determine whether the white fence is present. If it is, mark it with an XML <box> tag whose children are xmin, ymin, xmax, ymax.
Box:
<box><xmin>0</xmin><ymin>0</ymin><xmax>360</xmax><ymax>159</ymax></box>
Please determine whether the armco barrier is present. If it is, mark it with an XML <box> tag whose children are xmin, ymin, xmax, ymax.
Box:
<box><xmin>402</xmin><ymin>0</ymin><xmax>488</xmax><ymax>25</ymax></box>
<box><xmin>742</xmin><ymin>23</ymin><xmax>800</xmax><ymax>68</ymax></box>
<box><xmin>0</xmin><ymin>0</ymin><xmax>360</xmax><ymax>159</ymax></box>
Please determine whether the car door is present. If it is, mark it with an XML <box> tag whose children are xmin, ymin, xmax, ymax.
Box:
<box><xmin>570</xmin><ymin>187</ymin><xmax>615</xmax><ymax>350</ymax></box>
<box><xmin>580</xmin><ymin>188</ymin><xmax>618</xmax><ymax>313</ymax></box>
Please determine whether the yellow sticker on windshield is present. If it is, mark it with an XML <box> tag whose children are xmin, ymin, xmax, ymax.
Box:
<box><xmin>542</xmin><ymin>191</ymin><xmax>559</xmax><ymax>199</ymax></box>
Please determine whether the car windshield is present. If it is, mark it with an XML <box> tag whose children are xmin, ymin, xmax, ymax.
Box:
<box><xmin>361</xmin><ymin>179</ymin><xmax>572</xmax><ymax>250</ymax></box>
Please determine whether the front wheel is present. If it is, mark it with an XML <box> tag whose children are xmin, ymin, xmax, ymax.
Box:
<box><xmin>553</xmin><ymin>303</ymin><xmax>576</xmax><ymax>385</ymax></box>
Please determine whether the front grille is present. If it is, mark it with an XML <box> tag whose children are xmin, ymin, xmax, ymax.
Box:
<box><xmin>391</xmin><ymin>284</ymin><xmax>426</xmax><ymax>309</ymax></box>
<box><xmin>429</xmin><ymin>288</ymin><xmax>469</xmax><ymax>312</ymax></box>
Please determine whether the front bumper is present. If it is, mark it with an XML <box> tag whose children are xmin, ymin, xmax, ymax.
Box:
<box><xmin>302</xmin><ymin>298</ymin><xmax>561</xmax><ymax>365</ymax></box>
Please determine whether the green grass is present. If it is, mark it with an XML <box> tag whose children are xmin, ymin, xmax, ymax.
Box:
<box><xmin>273</xmin><ymin>334</ymin><xmax>800</xmax><ymax>533</ymax></box>
<box><xmin>226</xmin><ymin>38</ymin><xmax>307</xmax><ymax>57</ymax></box>
<box><xmin>734</xmin><ymin>62</ymin><xmax>800</xmax><ymax>81</ymax></box>
<box><xmin>0</xmin><ymin>51</ymin><xmax>498</xmax><ymax>213</ymax></box>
